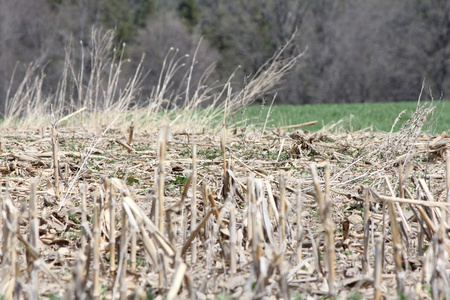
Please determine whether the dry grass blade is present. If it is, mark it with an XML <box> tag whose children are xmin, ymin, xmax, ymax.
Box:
<box><xmin>372</xmin><ymin>191</ymin><xmax>450</xmax><ymax>208</ymax></box>
<box><xmin>56</xmin><ymin>106</ymin><xmax>87</xmax><ymax>125</ymax></box>
<box><xmin>278</xmin><ymin>120</ymin><xmax>318</xmax><ymax>130</ymax></box>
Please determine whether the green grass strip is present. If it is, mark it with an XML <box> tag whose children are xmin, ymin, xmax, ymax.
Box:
<box><xmin>242</xmin><ymin>100</ymin><xmax>450</xmax><ymax>134</ymax></box>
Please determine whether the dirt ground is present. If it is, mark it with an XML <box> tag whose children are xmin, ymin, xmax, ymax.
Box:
<box><xmin>0</xmin><ymin>123</ymin><xmax>449</xmax><ymax>299</ymax></box>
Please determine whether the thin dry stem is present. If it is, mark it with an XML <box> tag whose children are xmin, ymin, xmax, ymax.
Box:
<box><xmin>362</xmin><ymin>189</ymin><xmax>370</xmax><ymax>274</ymax></box>
<box><xmin>128</xmin><ymin>121</ymin><xmax>135</xmax><ymax>149</ymax></box>
<box><xmin>190</xmin><ymin>144</ymin><xmax>198</xmax><ymax>263</ymax></box>
<box><xmin>182</xmin><ymin>209</ymin><xmax>213</xmax><ymax>257</ymax></box>
<box><xmin>92</xmin><ymin>203</ymin><xmax>100</xmax><ymax>300</ymax></box>
<box><xmin>109</xmin><ymin>185</ymin><xmax>116</xmax><ymax>277</ymax></box>
<box><xmin>374</xmin><ymin>238</ymin><xmax>383</xmax><ymax>300</ymax></box>
<box><xmin>387</xmin><ymin>201</ymin><xmax>405</xmax><ymax>293</ymax></box>
<box><xmin>80</xmin><ymin>183</ymin><xmax>87</xmax><ymax>250</ymax></box>
<box><xmin>130</xmin><ymin>230</ymin><xmax>137</xmax><ymax>271</ymax></box>
<box><xmin>310</xmin><ymin>163</ymin><xmax>335</xmax><ymax>299</ymax></box>
<box><xmin>51</xmin><ymin>120</ymin><xmax>60</xmax><ymax>200</ymax></box>
<box><xmin>279</xmin><ymin>175</ymin><xmax>287</xmax><ymax>250</ymax></box>
<box><xmin>230</xmin><ymin>202</ymin><xmax>237</xmax><ymax>274</ymax></box>
<box><xmin>119</xmin><ymin>208</ymin><xmax>128</xmax><ymax>299</ymax></box>
<box><xmin>158</xmin><ymin>125</ymin><xmax>169</xmax><ymax>233</ymax></box>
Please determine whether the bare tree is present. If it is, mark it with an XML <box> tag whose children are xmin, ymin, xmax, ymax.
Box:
<box><xmin>414</xmin><ymin>0</ymin><xmax>450</xmax><ymax>97</ymax></box>
<box><xmin>0</xmin><ymin>0</ymin><xmax>58</xmax><ymax>115</ymax></box>
<box><xmin>129</xmin><ymin>12</ymin><xmax>220</xmax><ymax>106</ymax></box>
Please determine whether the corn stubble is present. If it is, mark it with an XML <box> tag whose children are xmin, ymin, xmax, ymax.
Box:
<box><xmin>1</xmin><ymin>100</ymin><xmax>450</xmax><ymax>299</ymax></box>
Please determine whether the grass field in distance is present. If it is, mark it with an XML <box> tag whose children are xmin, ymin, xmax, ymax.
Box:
<box><xmin>243</xmin><ymin>100</ymin><xmax>450</xmax><ymax>134</ymax></box>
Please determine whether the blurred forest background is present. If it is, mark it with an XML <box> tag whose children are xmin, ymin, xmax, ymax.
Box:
<box><xmin>1</xmin><ymin>0</ymin><xmax>450</xmax><ymax>115</ymax></box>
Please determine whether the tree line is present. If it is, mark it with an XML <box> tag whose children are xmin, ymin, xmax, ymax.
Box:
<box><xmin>1</xmin><ymin>0</ymin><xmax>449</xmax><ymax>115</ymax></box>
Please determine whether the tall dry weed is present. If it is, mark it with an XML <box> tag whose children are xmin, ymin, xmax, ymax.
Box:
<box><xmin>1</xmin><ymin>28</ymin><xmax>301</xmax><ymax>132</ymax></box>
